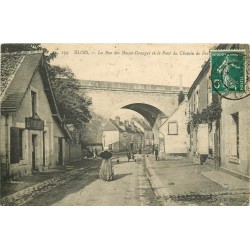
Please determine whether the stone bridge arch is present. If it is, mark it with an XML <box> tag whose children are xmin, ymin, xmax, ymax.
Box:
<box><xmin>79</xmin><ymin>80</ymin><xmax>189</xmax><ymax>145</ymax></box>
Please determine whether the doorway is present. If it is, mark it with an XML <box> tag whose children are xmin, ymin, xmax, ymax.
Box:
<box><xmin>43</xmin><ymin>132</ymin><xmax>46</xmax><ymax>166</ymax></box>
<box><xmin>58</xmin><ymin>138</ymin><xmax>63</xmax><ymax>165</ymax></box>
<box><xmin>32</xmin><ymin>134</ymin><xmax>37</xmax><ymax>170</ymax></box>
<box><xmin>214</xmin><ymin>127</ymin><xmax>221</xmax><ymax>167</ymax></box>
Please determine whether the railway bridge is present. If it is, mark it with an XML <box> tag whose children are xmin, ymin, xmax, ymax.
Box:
<box><xmin>79</xmin><ymin>80</ymin><xmax>189</xmax><ymax>145</ymax></box>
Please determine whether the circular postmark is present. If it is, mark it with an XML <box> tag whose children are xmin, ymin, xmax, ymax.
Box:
<box><xmin>210</xmin><ymin>50</ymin><xmax>250</xmax><ymax>100</ymax></box>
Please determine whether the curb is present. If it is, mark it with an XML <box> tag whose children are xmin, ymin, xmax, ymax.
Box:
<box><xmin>166</xmin><ymin>190</ymin><xmax>250</xmax><ymax>202</ymax></box>
<box><xmin>144</xmin><ymin>156</ymin><xmax>176</xmax><ymax>205</ymax></box>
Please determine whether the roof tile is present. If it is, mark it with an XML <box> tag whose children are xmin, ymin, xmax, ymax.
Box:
<box><xmin>1</xmin><ymin>53</ymin><xmax>25</xmax><ymax>96</ymax></box>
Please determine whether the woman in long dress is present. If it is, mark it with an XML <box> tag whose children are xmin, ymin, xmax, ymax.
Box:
<box><xmin>99</xmin><ymin>149</ymin><xmax>114</xmax><ymax>181</ymax></box>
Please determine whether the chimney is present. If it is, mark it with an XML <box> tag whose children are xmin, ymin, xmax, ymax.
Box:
<box><xmin>178</xmin><ymin>74</ymin><xmax>185</xmax><ymax>105</ymax></box>
<box><xmin>115</xmin><ymin>116</ymin><xmax>120</xmax><ymax>125</ymax></box>
<box><xmin>179</xmin><ymin>74</ymin><xmax>183</xmax><ymax>91</ymax></box>
<box><xmin>124</xmin><ymin>120</ymin><xmax>129</xmax><ymax>127</ymax></box>
<box><xmin>201</xmin><ymin>61</ymin><xmax>207</xmax><ymax>68</ymax></box>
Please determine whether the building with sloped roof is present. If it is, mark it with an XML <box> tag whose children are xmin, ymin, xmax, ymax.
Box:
<box><xmin>131</xmin><ymin>117</ymin><xmax>154</xmax><ymax>149</ymax></box>
<box><xmin>158</xmin><ymin>100</ymin><xmax>189</xmax><ymax>157</ymax></box>
<box><xmin>102</xmin><ymin>116</ymin><xmax>144</xmax><ymax>152</ymax></box>
<box><xmin>0</xmin><ymin>51</ymin><xmax>79</xmax><ymax>179</ymax></box>
<box><xmin>187</xmin><ymin>44</ymin><xmax>250</xmax><ymax>180</ymax></box>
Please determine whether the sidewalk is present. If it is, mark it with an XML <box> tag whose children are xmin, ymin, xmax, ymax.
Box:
<box><xmin>0</xmin><ymin>159</ymin><xmax>101</xmax><ymax>204</ymax></box>
<box><xmin>145</xmin><ymin>154</ymin><xmax>250</xmax><ymax>205</ymax></box>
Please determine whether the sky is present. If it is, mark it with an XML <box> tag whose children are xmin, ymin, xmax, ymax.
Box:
<box><xmin>43</xmin><ymin>43</ymin><xmax>216</xmax><ymax>87</ymax></box>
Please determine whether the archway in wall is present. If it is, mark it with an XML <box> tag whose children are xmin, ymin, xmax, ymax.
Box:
<box><xmin>122</xmin><ymin>103</ymin><xmax>166</xmax><ymax>127</ymax></box>
<box><xmin>96</xmin><ymin>103</ymin><xmax>167</xmax><ymax>145</ymax></box>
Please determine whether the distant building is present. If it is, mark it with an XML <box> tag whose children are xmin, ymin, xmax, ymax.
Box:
<box><xmin>102</xmin><ymin>116</ymin><xmax>145</xmax><ymax>152</ymax></box>
<box><xmin>131</xmin><ymin>117</ymin><xmax>153</xmax><ymax>148</ymax></box>
<box><xmin>0</xmin><ymin>51</ymin><xmax>81</xmax><ymax>180</ymax></box>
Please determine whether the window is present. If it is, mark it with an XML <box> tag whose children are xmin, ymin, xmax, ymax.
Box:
<box><xmin>193</xmin><ymin>94</ymin><xmax>196</xmax><ymax>112</ymax></box>
<box><xmin>195</xmin><ymin>91</ymin><xmax>199</xmax><ymax>112</ymax></box>
<box><xmin>207</xmin><ymin>79</ymin><xmax>212</xmax><ymax>105</ymax></box>
<box><xmin>192</xmin><ymin>90</ymin><xmax>199</xmax><ymax>113</ymax></box>
<box><xmin>231</xmin><ymin>112</ymin><xmax>239</xmax><ymax>158</ymax></box>
<box><xmin>10</xmin><ymin>128</ymin><xmax>23</xmax><ymax>163</ymax></box>
<box><xmin>168</xmin><ymin>122</ymin><xmax>178</xmax><ymax>135</ymax></box>
<box><xmin>31</xmin><ymin>90</ymin><xmax>37</xmax><ymax>117</ymax></box>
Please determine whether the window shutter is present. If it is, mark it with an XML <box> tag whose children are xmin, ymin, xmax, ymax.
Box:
<box><xmin>10</xmin><ymin>127</ymin><xmax>20</xmax><ymax>164</ymax></box>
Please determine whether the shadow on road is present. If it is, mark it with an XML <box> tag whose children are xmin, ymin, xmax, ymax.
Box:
<box><xmin>112</xmin><ymin>161</ymin><xmax>134</xmax><ymax>165</ymax></box>
<box><xmin>1</xmin><ymin>159</ymin><xmax>101</xmax><ymax>199</ymax></box>
<box><xmin>113</xmin><ymin>173</ymin><xmax>132</xmax><ymax>181</ymax></box>
<box><xmin>25</xmin><ymin>160</ymin><xmax>102</xmax><ymax>206</ymax></box>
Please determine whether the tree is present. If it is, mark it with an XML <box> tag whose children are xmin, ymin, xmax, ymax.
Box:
<box><xmin>1</xmin><ymin>43</ymin><xmax>42</xmax><ymax>53</ymax></box>
<box><xmin>1</xmin><ymin>43</ymin><xmax>92</xmax><ymax>127</ymax></box>
<box><xmin>49</xmin><ymin>65</ymin><xmax>92</xmax><ymax>127</ymax></box>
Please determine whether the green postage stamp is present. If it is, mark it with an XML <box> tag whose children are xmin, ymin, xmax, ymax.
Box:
<box><xmin>210</xmin><ymin>50</ymin><xmax>246</xmax><ymax>93</ymax></box>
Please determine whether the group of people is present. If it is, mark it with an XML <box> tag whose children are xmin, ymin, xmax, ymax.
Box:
<box><xmin>126</xmin><ymin>148</ymin><xmax>143</xmax><ymax>162</ymax></box>
<box><xmin>92</xmin><ymin>147</ymin><xmax>98</xmax><ymax>158</ymax></box>
<box><xmin>126</xmin><ymin>151</ymin><xmax>134</xmax><ymax>162</ymax></box>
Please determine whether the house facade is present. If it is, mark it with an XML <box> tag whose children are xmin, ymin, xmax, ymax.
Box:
<box><xmin>187</xmin><ymin>44</ymin><xmax>250</xmax><ymax>179</ymax></box>
<box><xmin>159</xmin><ymin>100</ymin><xmax>189</xmax><ymax>157</ymax></box>
<box><xmin>0</xmin><ymin>51</ymin><xmax>79</xmax><ymax>180</ymax></box>
<box><xmin>219</xmin><ymin>44</ymin><xmax>250</xmax><ymax>178</ymax></box>
<box><xmin>187</xmin><ymin>58</ymin><xmax>212</xmax><ymax>163</ymax></box>
<box><xmin>220</xmin><ymin>96</ymin><xmax>250</xmax><ymax>178</ymax></box>
<box><xmin>131</xmin><ymin>118</ymin><xmax>153</xmax><ymax>149</ymax></box>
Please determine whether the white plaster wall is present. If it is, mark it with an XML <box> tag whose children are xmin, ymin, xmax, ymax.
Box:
<box><xmin>221</xmin><ymin>96</ymin><xmax>250</xmax><ymax>176</ymax></box>
<box><xmin>1</xmin><ymin>69</ymin><xmax>66</xmax><ymax>177</ymax></box>
<box><xmin>102</xmin><ymin>131</ymin><xmax>119</xmax><ymax>148</ymax></box>
<box><xmin>160</xmin><ymin>102</ymin><xmax>189</xmax><ymax>155</ymax></box>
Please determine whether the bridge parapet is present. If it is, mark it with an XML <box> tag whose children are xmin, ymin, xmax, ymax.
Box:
<box><xmin>79</xmin><ymin>80</ymin><xmax>189</xmax><ymax>94</ymax></box>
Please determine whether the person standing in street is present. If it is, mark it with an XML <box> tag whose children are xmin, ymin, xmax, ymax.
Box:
<box><xmin>154</xmin><ymin>146</ymin><xmax>159</xmax><ymax>161</ymax></box>
<box><xmin>99</xmin><ymin>148</ymin><xmax>113</xmax><ymax>181</ymax></box>
<box><xmin>95</xmin><ymin>147</ymin><xmax>98</xmax><ymax>157</ymax></box>
<box><xmin>127</xmin><ymin>151</ymin><xmax>131</xmax><ymax>162</ymax></box>
<box><xmin>92</xmin><ymin>147</ymin><xmax>96</xmax><ymax>159</ymax></box>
